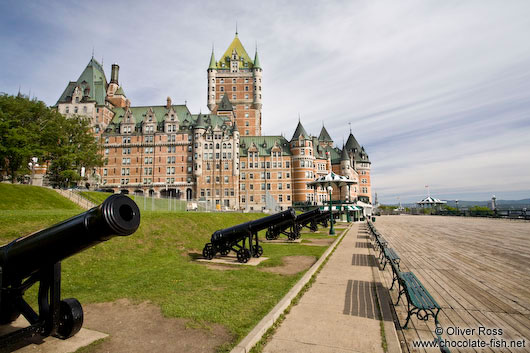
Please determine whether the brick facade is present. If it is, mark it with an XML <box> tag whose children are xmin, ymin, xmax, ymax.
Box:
<box><xmin>55</xmin><ymin>33</ymin><xmax>372</xmax><ymax>209</ymax></box>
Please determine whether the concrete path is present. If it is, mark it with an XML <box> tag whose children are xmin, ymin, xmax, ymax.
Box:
<box><xmin>263</xmin><ymin>222</ymin><xmax>401</xmax><ymax>353</ymax></box>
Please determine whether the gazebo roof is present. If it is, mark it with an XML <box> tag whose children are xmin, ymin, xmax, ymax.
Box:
<box><xmin>417</xmin><ymin>196</ymin><xmax>447</xmax><ymax>205</ymax></box>
<box><xmin>307</xmin><ymin>171</ymin><xmax>357</xmax><ymax>188</ymax></box>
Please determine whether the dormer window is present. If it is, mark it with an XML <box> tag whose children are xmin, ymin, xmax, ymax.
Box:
<box><xmin>75</xmin><ymin>97</ymin><xmax>80</xmax><ymax>103</ymax></box>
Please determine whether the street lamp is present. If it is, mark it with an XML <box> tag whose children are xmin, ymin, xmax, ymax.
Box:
<box><xmin>327</xmin><ymin>185</ymin><xmax>335</xmax><ymax>235</ymax></box>
<box><xmin>455</xmin><ymin>199</ymin><xmax>459</xmax><ymax>215</ymax></box>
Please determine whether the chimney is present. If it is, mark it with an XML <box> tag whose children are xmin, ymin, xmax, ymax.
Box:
<box><xmin>166</xmin><ymin>96</ymin><xmax>172</xmax><ymax>109</ymax></box>
<box><xmin>111</xmin><ymin>63</ymin><xmax>119</xmax><ymax>84</ymax></box>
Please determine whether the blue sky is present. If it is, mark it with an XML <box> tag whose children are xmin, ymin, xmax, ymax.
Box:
<box><xmin>1</xmin><ymin>0</ymin><xmax>529</xmax><ymax>203</ymax></box>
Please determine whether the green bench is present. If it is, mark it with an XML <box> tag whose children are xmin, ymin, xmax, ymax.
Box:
<box><xmin>389</xmin><ymin>260</ymin><xmax>441</xmax><ymax>329</ymax></box>
<box><xmin>380</xmin><ymin>247</ymin><xmax>400</xmax><ymax>270</ymax></box>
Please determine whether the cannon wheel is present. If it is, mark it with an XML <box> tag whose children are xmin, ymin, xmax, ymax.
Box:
<box><xmin>265</xmin><ymin>230</ymin><xmax>277</xmax><ymax>240</ymax></box>
<box><xmin>202</xmin><ymin>243</ymin><xmax>215</xmax><ymax>260</ymax></box>
<box><xmin>220</xmin><ymin>248</ymin><xmax>230</xmax><ymax>256</ymax></box>
<box><xmin>236</xmin><ymin>248</ymin><xmax>251</xmax><ymax>263</ymax></box>
<box><xmin>56</xmin><ymin>298</ymin><xmax>84</xmax><ymax>339</ymax></box>
<box><xmin>252</xmin><ymin>245</ymin><xmax>263</xmax><ymax>258</ymax></box>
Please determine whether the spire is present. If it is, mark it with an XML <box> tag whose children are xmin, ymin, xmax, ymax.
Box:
<box><xmin>253</xmin><ymin>47</ymin><xmax>261</xmax><ymax>69</ymax></box>
<box><xmin>318</xmin><ymin>125</ymin><xmax>333</xmax><ymax>142</ymax></box>
<box><xmin>195</xmin><ymin>113</ymin><xmax>206</xmax><ymax>129</ymax></box>
<box><xmin>218</xmin><ymin>94</ymin><xmax>234</xmax><ymax>111</ymax></box>
<box><xmin>291</xmin><ymin>120</ymin><xmax>309</xmax><ymax>141</ymax></box>
<box><xmin>208</xmin><ymin>48</ymin><xmax>217</xmax><ymax>69</ymax></box>
<box><xmin>233</xmin><ymin>120</ymin><xmax>238</xmax><ymax>132</ymax></box>
<box><xmin>340</xmin><ymin>145</ymin><xmax>349</xmax><ymax>161</ymax></box>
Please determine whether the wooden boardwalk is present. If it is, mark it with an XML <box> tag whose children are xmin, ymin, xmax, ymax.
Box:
<box><xmin>374</xmin><ymin>215</ymin><xmax>530</xmax><ymax>353</ymax></box>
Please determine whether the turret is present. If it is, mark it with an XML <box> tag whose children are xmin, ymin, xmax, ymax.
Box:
<box><xmin>207</xmin><ymin>50</ymin><xmax>217</xmax><ymax>111</ymax></box>
<box><xmin>232</xmin><ymin>122</ymin><xmax>240</xmax><ymax>177</ymax></box>
<box><xmin>252</xmin><ymin>48</ymin><xmax>262</xmax><ymax>110</ymax></box>
<box><xmin>193</xmin><ymin>114</ymin><xmax>207</xmax><ymax>177</ymax></box>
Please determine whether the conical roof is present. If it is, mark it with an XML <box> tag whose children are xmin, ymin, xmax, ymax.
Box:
<box><xmin>340</xmin><ymin>146</ymin><xmax>349</xmax><ymax>161</ymax></box>
<box><xmin>291</xmin><ymin>121</ymin><xmax>309</xmax><ymax>141</ymax></box>
<box><xmin>345</xmin><ymin>132</ymin><xmax>361</xmax><ymax>151</ymax></box>
<box><xmin>194</xmin><ymin>114</ymin><xmax>206</xmax><ymax>129</ymax></box>
<box><xmin>218</xmin><ymin>34</ymin><xmax>253</xmax><ymax>69</ymax></box>
<box><xmin>218</xmin><ymin>94</ymin><xmax>233</xmax><ymax>111</ymax></box>
<box><xmin>208</xmin><ymin>50</ymin><xmax>217</xmax><ymax>69</ymax></box>
<box><xmin>253</xmin><ymin>49</ymin><xmax>261</xmax><ymax>69</ymax></box>
<box><xmin>318</xmin><ymin>126</ymin><xmax>333</xmax><ymax>142</ymax></box>
<box><xmin>345</xmin><ymin>132</ymin><xmax>370</xmax><ymax>163</ymax></box>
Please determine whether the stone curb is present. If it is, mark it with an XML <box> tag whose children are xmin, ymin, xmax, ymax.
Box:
<box><xmin>230</xmin><ymin>223</ymin><xmax>353</xmax><ymax>353</ymax></box>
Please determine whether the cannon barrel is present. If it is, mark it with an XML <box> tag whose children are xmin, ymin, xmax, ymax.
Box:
<box><xmin>211</xmin><ymin>209</ymin><xmax>295</xmax><ymax>244</ymax></box>
<box><xmin>295</xmin><ymin>208</ymin><xmax>322</xmax><ymax>224</ymax></box>
<box><xmin>0</xmin><ymin>194</ymin><xmax>140</xmax><ymax>286</ymax></box>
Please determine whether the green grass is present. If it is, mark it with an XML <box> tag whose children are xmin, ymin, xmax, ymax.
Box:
<box><xmin>78</xmin><ymin>190</ymin><xmax>113</xmax><ymax>205</ymax></box>
<box><xmin>0</xmin><ymin>183</ymin><xmax>81</xmax><ymax>210</ymax></box>
<box><xmin>0</xmin><ymin>196</ymin><xmax>335</xmax><ymax>351</ymax></box>
<box><xmin>79</xmin><ymin>191</ymin><xmax>189</xmax><ymax>212</ymax></box>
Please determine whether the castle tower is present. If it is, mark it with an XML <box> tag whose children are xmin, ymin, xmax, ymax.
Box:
<box><xmin>345</xmin><ymin>131</ymin><xmax>371</xmax><ymax>203</ymax></box>
<box><xmin>207</xmin><ymin>32</ymin><xmax>262</xmax><ymax>136</ymax></box>
<box><xmin>193</xmin><ymin>114</ymin><xmax>206</xmax><ymax>177</ymax></box>
<box><xmin>290</xmin><ymin>120</ymin><xmax>315</xmax><ymax>204</ymax></box>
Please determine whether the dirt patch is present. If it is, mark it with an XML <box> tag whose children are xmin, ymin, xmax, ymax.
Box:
<box><xmin>83</xmin><ymin>299</ymin><xmax>231</xmax><ymax>353</ymax></box>
<box><xmin>302</xmin><ymin>238</ymin><xmax>335</xmax><ymax>246</ymax></box>
<box><xmin>203</xmin><ymin>263</ymin><xmax>242</xmax><ymax>271</ymax></box>
<box><xmin>260</xmin><ymin>256</ymin><xmax>316</xmax><ymax>275</ymax></box>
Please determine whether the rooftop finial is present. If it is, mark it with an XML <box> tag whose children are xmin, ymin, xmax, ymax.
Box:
<box><xmin>298</xmin><ymin>113</ymin><xmax>301</xmax><ymax>122</ymax></box>
<box><xmin>348</xmin><ymin>122</ymin><xmax>352</xmax><ymax>134</ymax></box>
<box><xmin>92</xmin><ymin>47</ymin><xmax>94</xmax><ymax>58</ymax></box>
<box><xmin>235</xmin><ymin>21</ymin><xmax>238</xmax><ymax>36</ymax></box>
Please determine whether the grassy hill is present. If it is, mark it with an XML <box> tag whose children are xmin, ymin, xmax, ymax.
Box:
<box><xmin>0</xmin><ymin>184</ymin><xmax>339</xmax><ymax>351</ymax></box>
<box><xmin>0</xmin><ymin>183</ymin><xmax>82</xmax><ymax>210</ymax></box>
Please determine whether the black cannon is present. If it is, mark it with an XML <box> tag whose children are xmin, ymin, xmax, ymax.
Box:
<box><xmin>265</xmin><ymin>208</ymin><xmax>323</xmax><ymax>241</ymax></box>
<box><xmin>265</xmin><ymin>219</ymin><xmax>299</xmax><ymax>241</ymax></box>
<box><xmin>0</xmin><ymin>194</ymin><xmax>140</xmax><ymax>348</ymax></box>
<box><xmin>202</xmin><ymin>209</ymin><xmax>296</xmax><ymax>263</ymax></box>
<box><xmin>295</xmin><ymin>208</ymin><xmax>323</xmax><ymax>232</ymax></box>
<box><xmin>314</xmin><ymin>210</ymin><xmax>331</xmax><ymax>228</ymax></box>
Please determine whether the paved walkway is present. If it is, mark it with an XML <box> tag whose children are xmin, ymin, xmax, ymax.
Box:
<box><xmin>263</xmin><ymin>222</ymin><xmax>401</xmax><ymax>353</ymax></box>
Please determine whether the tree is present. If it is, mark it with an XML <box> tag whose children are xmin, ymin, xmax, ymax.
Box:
<box><xmin>0</xmin><ymin>94</ymin><xmax>103</xmax><ymax>186</ymax></box>
<box><xmin>0</xmin><ymin>95</ymin><xmax>44</xmax><ymax>182</ymax></box>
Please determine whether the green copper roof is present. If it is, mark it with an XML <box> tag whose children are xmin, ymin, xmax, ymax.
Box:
<box><xmin>253</xmin><ymin>50</ymin><xmax>261</xmax><ymax>69</ymax></box>
<box><xmin>341</xmin><ymin>146</ymin><xmax>349</xmax><ymax>161</ymax></box>
<box><xmin>208</xmin><ymin>50</ymin><xmax>217</xmax><ymax>69</ymax></box>
<box><xmin>218</xmin><ymin>94</ymin><xmax>234</xmax><ymax>111</ymax></box>
<box><xmin>318</xmin><ymin>126</ymin><xmax>333</xmax><ymax>141</ymax></box>
<box><xmin>114</xmin><ymin>86</ymin><xmax>126</xmax><ymax>97</ymax></box>
<box><xmin>55</xmin><ymin>58</ymin><xmax>108</xmax><ymax>106</ymax></box>
<box><xmin>291</xmin><ymin>121</ymin><xmax>309</xmax><ymax>141</ymax></box>
<box><xmin>110</xmin><ymin>105</ymin><xmax>191</xmax><ymax>125</ymax></box>
<box><xmin>216</xmin><ymin>34</ymin><xmax>254</xmax><ymax>70</ymax></box>
<box><xmin>194</xmin><ymin>113</ymin><xmax>207</xmax><ymax>129</ymax></box>
<box><xmin>345</xmin><ymin>132</ymin><xmax>370</xmax><ymax>163</ymax></box>
<box><xmin>240</xmin><ymin>136</ymin><xmax>291</xmax><ymax>156</ymax></box>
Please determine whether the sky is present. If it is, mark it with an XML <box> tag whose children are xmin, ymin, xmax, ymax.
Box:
<box><xmin>1</xmin><ymin>0</ymin><xmax>529</xmax><ymax>204</ymax></box>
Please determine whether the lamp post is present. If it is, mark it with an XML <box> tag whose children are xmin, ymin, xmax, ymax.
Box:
<box><xmin>455</xmin><ymin>199</ymin><xmax>459</xmax><ymax>215</ymax></box>
<box><xmin>327</xmin><ymin>185</ymin><xmax>335</xmax><ymax>235</ymax></box>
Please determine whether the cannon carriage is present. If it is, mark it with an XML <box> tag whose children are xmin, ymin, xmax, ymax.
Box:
<box><xmin>265</xmin><ymin>208</ymin><xmax>324</xmax><ymax>241</ymax></box>
<box><xmin>202</xmin><ymin>209</ymin><xmax>296</xmax><ymax>263</ymax></box>
<box><xmin>0</xmin><ymin>194</ymin><xmax>140</xmax><ymax>348</ymax></box>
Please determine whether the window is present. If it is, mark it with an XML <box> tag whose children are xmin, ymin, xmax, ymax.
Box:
<box><xmin>232</xmin><ymin>86</ymin><xmax>236</xmax><ymax>91</ymax></box>
<box><xmin>206</xmin><ymin>176</ymin><xmax>211</xmax><ymax>183</ymax></box>
<box><xmin>224</xmin><ymin>176</ymin><xmax>229</xmax><ymax>183</ymax></box>
<box><xmin>220</xmin><ymin>86</ymin><xmax>224</xmax><ymax>92</ymax></box>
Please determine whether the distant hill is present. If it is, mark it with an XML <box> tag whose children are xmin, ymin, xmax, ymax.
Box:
<box><xmin>386</xmin><ymin>198</ymin><xmax>530</xmax><ymax>209</ymax></box>
<box><xmin>0</xmin><ymin>183</ymin><xmax>81</xmax><ymax>210</ymax></box>
<box><xmin>445</xmin><ymin>199</ymin><xmax>530</xmax><ymax>209</ymax></box>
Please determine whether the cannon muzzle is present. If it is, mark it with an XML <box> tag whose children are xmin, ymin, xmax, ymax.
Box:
<box><xmin>0</xmin><ymin>194</ymin><xmax>140</xmax><ymax>286</ymax></box>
